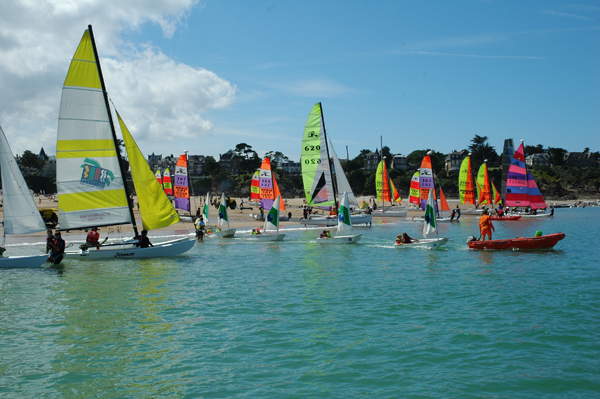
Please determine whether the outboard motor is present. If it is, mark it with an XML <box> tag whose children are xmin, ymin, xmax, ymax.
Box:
<box><xmin>467</xmin><ymin>235</ymin><xmax>477</xmax><ymax>243</ymax></box>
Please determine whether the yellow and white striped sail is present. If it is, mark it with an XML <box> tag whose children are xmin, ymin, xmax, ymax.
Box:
<box><xmin>56</xmin><ymin>29</ymin><xmax>131</xmax><ymax>229</ymax></box>
<box><xmin>117</xmin><ymin>111</ymin><xmax>180</xmax><ymax>231</ymax></box>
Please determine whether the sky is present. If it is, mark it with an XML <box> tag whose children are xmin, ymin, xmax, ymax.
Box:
<box><xmin>0</xmin><ymin>0</ymin><xmax>598</xmax><ymax>163</ymax></box>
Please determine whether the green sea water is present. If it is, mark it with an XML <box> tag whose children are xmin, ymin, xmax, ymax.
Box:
<box><xmin>1</xmin><ymin>207</ymin><xmax>599</xmax><ymax>398</ymax></box>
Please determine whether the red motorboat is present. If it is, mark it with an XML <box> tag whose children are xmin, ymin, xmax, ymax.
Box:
<box><xmin>467</xmin><ymin>233</ymin><xmax>565</xmax><ymax>250</ymax></box>
<box><xmin>490</xmin><ymin>215</ymin><xmax>521</xmax><ymax>221</ymax></box>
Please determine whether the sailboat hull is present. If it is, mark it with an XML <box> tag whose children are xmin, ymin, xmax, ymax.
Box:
<box><xmin>317</xmin><ymin>234</ymin><xmax>362</xmax><ymax>244</ymax></box>
<box><xmin>244</xmin><ymin>234</ymin><xmax>286</xmax><ymax>241</ymax></box>
<box><xmin>0</xmin><ymin>254</ymin><xmax>49</xmax><ymax>269</ymax></box>
<box><xmin>63</xmin><ymin>237</ymin><xmax>195</xmax><ymax>260</ymax></box>
<box><xmin>208</xmin><ymin>228</ymin><xmax>236</xmax><ymax>238</ymax></box>
<box><xmin>395</xmin><ymin>237</ymin><xmax>449</xmax><ymax>248</ymax></box>
<box><xmin>371</xmin><ymin>210</ymin><xmax>407</xmax><ymax>218</ymax></box>
<box><xmin>300</xmin><ymin>214</ymin><xmax>372</xmax><ymax>226</ymax></box>
<box><xmin>517</xmin><ymin>213</ymin><xmax>551</xmax><ymax>219</ymax></box>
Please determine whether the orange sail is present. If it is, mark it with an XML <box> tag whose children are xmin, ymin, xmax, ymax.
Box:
<box><xmin>440</xmin><ymin>188</ymin><xmax>450</xmax><ymax>211</ymax></box>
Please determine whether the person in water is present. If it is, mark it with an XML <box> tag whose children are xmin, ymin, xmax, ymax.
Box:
<box><xmin>455</xmin><ymin>205</ymin><xmax>461</xmax><ymax>221</ymax></box>
<box><xmin>478</xmin><ymin>208</ymin><xmax>495</xmax><ymax>241</ymax></box>
<box><xmin>45</xmin><ymin>229</ymin><xmax>55</xmax><ymax>254</ymax></box>
<box><xmin>47</xmin><ymin>231</ymin><xmax>65</xmax><ymax>265</ymax></box>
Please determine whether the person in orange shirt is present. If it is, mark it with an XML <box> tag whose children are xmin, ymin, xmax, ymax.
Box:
<box><xmin>478</xmin><ymin>208</ymin><xmax>495</xmax><ymax>241</ymax></box>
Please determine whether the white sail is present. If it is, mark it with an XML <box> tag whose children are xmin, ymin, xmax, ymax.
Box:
<box><xmin>337</xmin><ymin>191</ymin><xmax>353</xmax><ymax>235</ymax></box>
<box><xmin>56</xmin><ymin>29</ymin><xmax>131</xmax><ymax>229</ymax></box>
<box><xmin>218</xmin><ymin>193</ymin><xmax>230</xmax><ymax>228</ymax></box>
<box><xmin>202</xmin><ymin>193</ymin><xmax>210</xmax><ymax>224</ymax></box>
<box><xmin>263</xmin><ymin>195</ymin><xmax>281</xmax><ymax>233</ymax></box>
<box><xmin>330</xmin><ymin>142</ymin><xmax>358</xmax><ymax>206</ymax></box>
<box><xmin>0</xmin><ymin>126</ymin><xmax>47</xmax><ymax>235</ymax></box>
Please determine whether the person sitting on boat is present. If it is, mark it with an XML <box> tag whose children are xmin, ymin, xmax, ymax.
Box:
<box><xmin>396</xmin><ymin>234</ymin><xmax>403</xmax><ymax>245</ymax></box>
<box><xmin>86</xmin><ymin>227</ymin><xmax>100</xmax><ymax>248</ymax></box>
<box><xmin>478</xmin><ymin>208</ymin><xmax>495</xmax><ymax>241</ymax></box>
<box><xmin>496</xmin><ymin>206</ymin><xmax>504</xmax><ymax>218</ymax></box>
<box><xmin>138</xmin><ymin>230</ymin><xmax>153</xmax><ymax>248</ymax></box>
<box><xmin>535</xmin><ymin>230</ymin><xmax>542</xmax><ymax>237</ymax></box>
<box><xmin>320</xmin><ymin>230</ymin><xmax>327</xmax><ymax>239</ymax></box>
<box><xmin>47</xmin><ymin>231</ymin><xmax>65</xmax><ymax>265</ymax></box>
<box><xmin>255</xmin><ymin>227</ymin><xmax>261</xmax><ymax>235</ymax></box>
<box><xmin>401</xmin><ymin>232</ymin><xmax>418</xmax><ymax>244</ymax></box>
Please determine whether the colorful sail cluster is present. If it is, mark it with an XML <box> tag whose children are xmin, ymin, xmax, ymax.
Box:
<box><xmin>174</xmin><ymin>155</ymin><xmax>190</xmax><ymax>212</ymax></box>
<box><xmin>258</xmin><ymin>158</ymin><xmax>285</xmax><ymax>211</ymax></box>
<box><xmin>301</xmin><ymin>103</ymin><xmax>335</xmax><ymax>207</ymax></box>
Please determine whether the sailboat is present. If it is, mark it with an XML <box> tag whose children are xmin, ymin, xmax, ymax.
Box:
<box><xmin>210</xmin><ymin>193</ymin><xmax>236</xmax><ymax>238</ymax></box>
<box><xmin>250</xmin><ymin>157</ymin><xmax>287</xmax><ymax>220</ymax></box>
<box><xmin>245</xmin><ymin>195</ymin><xmax>286</xmax><ymax>241</ymax></box>
<box><xmin>0</xmin><ymin>125</ymin><xmax>49</xmax><ymax>268</ymax></box>
<box><xmin>57</xmin><ymin>26</ymin><xmax>195</xmax><ymax>259</ymax></box>
<box><xmin>300</xmin><ymin>102</ymin><xmax>372</xmax><ymax>226</ymax></box>
<box><xmin>412</xmin><ymin>152</ymin><xmax>451</xmax><ymax>223</ymax></box>
<box><xmin>409</xmin><ymin>171</ymin><xmax>420</xmax><ymax>208</ymax></box>
<box><xmin>317</xmin><ymin>191</ymin><xmax>362</xmax><ymax>244</ymax></box>
<box><xmin>372</xmin><ymin>158</ymin><xmax>407</xmax><ymax>218</ymax></box>
<box><xmin>399</xmin><ymin>188</ymin><xmax>449</xmax><ymax>248</ymax></box>
<box><xmin>506</xmin><ymin>140</ymin><xmax>550</xmax><ymax>218</ymax></box>
<box><xmin>458</xmin><ymin>153</ymin><xmax>482</xmax><ymax>215</ymax></box>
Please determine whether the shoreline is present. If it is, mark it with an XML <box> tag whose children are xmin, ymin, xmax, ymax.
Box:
<box><xmin>1</xmin><ymin>195</ymin><xmax>596</xmax><ymax>242</ymax></box>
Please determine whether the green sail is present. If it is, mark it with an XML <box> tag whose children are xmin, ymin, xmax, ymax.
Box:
<box><xmin>301</xmin><ymin>103</ymin><xmax>335</xmax><ymax>207</ymax></box>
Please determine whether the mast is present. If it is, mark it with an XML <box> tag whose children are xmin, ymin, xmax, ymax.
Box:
<box><xmin>88</xmin><ymin>24</ymin><xmax>139</xmax><ymax>237</ymax></box>
<box><xmin>319</xmin><ymin>103</ymin><xmax>338</xmax><ymax>213</ymax></box>
<box><xmin>185</xmin><ymin>150</ymin><xmax>195</xmax><ymax>214</ymax></box>
<box><xmin>381</xmin><ymin>136</ymin><xmax>385</xmax><ymax>212</ymax></box>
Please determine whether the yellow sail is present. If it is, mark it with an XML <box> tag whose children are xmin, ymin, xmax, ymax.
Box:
<box><xmin>117</xmin><ymin>111</ymin><xmax>180</xmax><ymax>230</ymax></box>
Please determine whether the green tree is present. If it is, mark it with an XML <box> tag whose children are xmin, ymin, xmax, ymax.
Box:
<box><xmin>524</xmin><ymin>144</ymin><xmax>545</xmax><ymax>155</ymax></box>
<box><xmin>264</xmin><ymin>151</ymin><xmax>289</xmax><ymax>164</ymax></box>
<box><xmin>203</xmin><ymin>155</ymin><xmax>220</xmax><ymax>175</ymax></box>
<box><xmin>406</xmin><ymin>150</ymin><xmax>445</xmax><ymax>173</ymax></box>
<box><xmin>20</xmin><ymin>150</ymin><xmax>45</xmax><ymax>171</ymax></box>
<box><xmin>468</xmin><ymin>135</ymin><xmax>499</xmax><ymax>166</ymax></box>
<box><xmin>547</xmin><ymin>147</ymin><xmax>566</xmax><ymax>167</ymax></box>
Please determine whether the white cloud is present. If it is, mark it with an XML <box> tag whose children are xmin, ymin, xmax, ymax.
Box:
<box><xmin>0</xmin><ymin>0</ymin><xmax>235</xmax><ymax>155</ymax></box>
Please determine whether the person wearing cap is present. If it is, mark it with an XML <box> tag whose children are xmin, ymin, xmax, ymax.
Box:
<box><xmin>47</xmin><ymin>231</ymin><xmax>65</xmax><ymax>265</ymax></box>
<box><xmin>535</xmin><ymin>230</ymin><xmax>542</xmax><ymax>237</ymax></box>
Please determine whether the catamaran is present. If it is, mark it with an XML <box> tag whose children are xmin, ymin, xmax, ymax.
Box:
<box><xmin>250</xmin><ymin>158</ymin><xmax>288</xmax><ymax>221</ymax></box>
<box><xmin>56</xmin><ymin>26</ymin><xmax>195</xmax><ymax>259</ymax></box>
<box><xmin>300</xmin><ymin>102</ymin><xmax>372</xmax><ymax>226</ymax></box>
<box><xmin>0</xmin><ymin>125</ymin><xmax>49</xmax><ymax>268</ymax></box>
<box><xmin>398</xmin><ymin>188</ymin><xmax>449</xmax><ymax>248</ymax></box>
<box><xmin>207</xmin><ymin>193</ymin><xmax>236</xmax><ymax>238</ymax></box>
<box><xmin>505</xmin><ymin>140</ymin><xmax>550</xmax><ymax>218</ymax></box>
<box><xmin>245</xmin><ymin>195</ymin><xmax>286</xmax><ymax>241</ymax></box>
<box><xmin>317</xmin><ymin>191</ymin><xmax>362</xmax><ymax>244</ymax></box>
<box><xmin>458</xmin><ymin>154</ymin><xmax>482</xmax><ymax>215</ymax></box>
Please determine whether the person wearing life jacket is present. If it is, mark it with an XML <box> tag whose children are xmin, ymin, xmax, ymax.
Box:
<box><xmin>478</xmin><ymin>208</ymin><xmax>495</xmax><ymax>241</ymax></box>
<box><xmin>401</xmin><ymin>232</ymin><xmax>418</xmax><ymax>244</ymax></box>
<box><xmin>86</xmin><ymin>227</ymin><xmax>100</xmax><ymax>248</ymax></box>
<box><xmin>47</xmin><ymin>231</ymin><xmax>65</xmax><ymax>265</ymax></box>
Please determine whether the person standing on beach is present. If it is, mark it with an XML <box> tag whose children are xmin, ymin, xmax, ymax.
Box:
<box><xmin>478</xmin><ymin>208</ymin><xmax>495</xmax><ymax>241</ymax></box>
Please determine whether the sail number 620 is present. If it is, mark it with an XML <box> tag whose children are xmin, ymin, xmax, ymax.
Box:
<box><xmin>304</xmin><ymin>145</ymin><xmax>320</xmax><ymax>152</ymax></box>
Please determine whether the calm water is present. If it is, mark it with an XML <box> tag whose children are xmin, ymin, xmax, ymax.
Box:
<box><xmin>1</xmin><ymin>207</ymin><xmax>599</xmax><ymax>398</ymax></box>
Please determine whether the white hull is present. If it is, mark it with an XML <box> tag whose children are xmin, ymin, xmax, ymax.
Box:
<box><xmin>317</xmin><ymin>234</ymin><xmax>362</xmax><ymax>244</ymax></box>
<box><xmin>516</xmin><ymin>213</ymin><xmax>551</xmax><ymax>219</ymax></box>
<box><xmin>460</xmin><ymin>209</ymin><xmax>483</xmax><ymax>215</ymax></box>
<box><xmin>64</xmin><ymin>237</ymin><xmax>195</xmax><ymax>260</ymax></box>
<box><xmin>371</xmin><ymin>210</ymin><xmax>408</xmax><ymax>217</ymax></box>
<box><xmin>396</xmin><ymin>237</ymin><xmax>449</xmax><ymax>248</ymax></box>
<box><xmin>208</xmin><ymin>228</ymin><xmax>236</xmax><ymax>238</ymax></box>
<box><xmin>412</xmin><ymin>217</ymin><xmax>453</xmax><ymax>223</ymax></box>
<box><xmin>300</xmin><ymin>214</ymin><xmax>372</xmax><ymax>226</ymax></box>
<box><xmin>0</xmin><ymin>254</ymin><xmax>49</xmax><ymax>269</ymax></box>
<box><xmin>244</xmin><ymin>233</ymin><xmax>286</xmax><ymax>241</ymax></box>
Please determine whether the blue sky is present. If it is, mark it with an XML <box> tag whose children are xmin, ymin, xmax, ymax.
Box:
<box><xmin>0</xmin><ymin>1</ymin><xmax>598</xmax><ymax>162</ymax></box>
